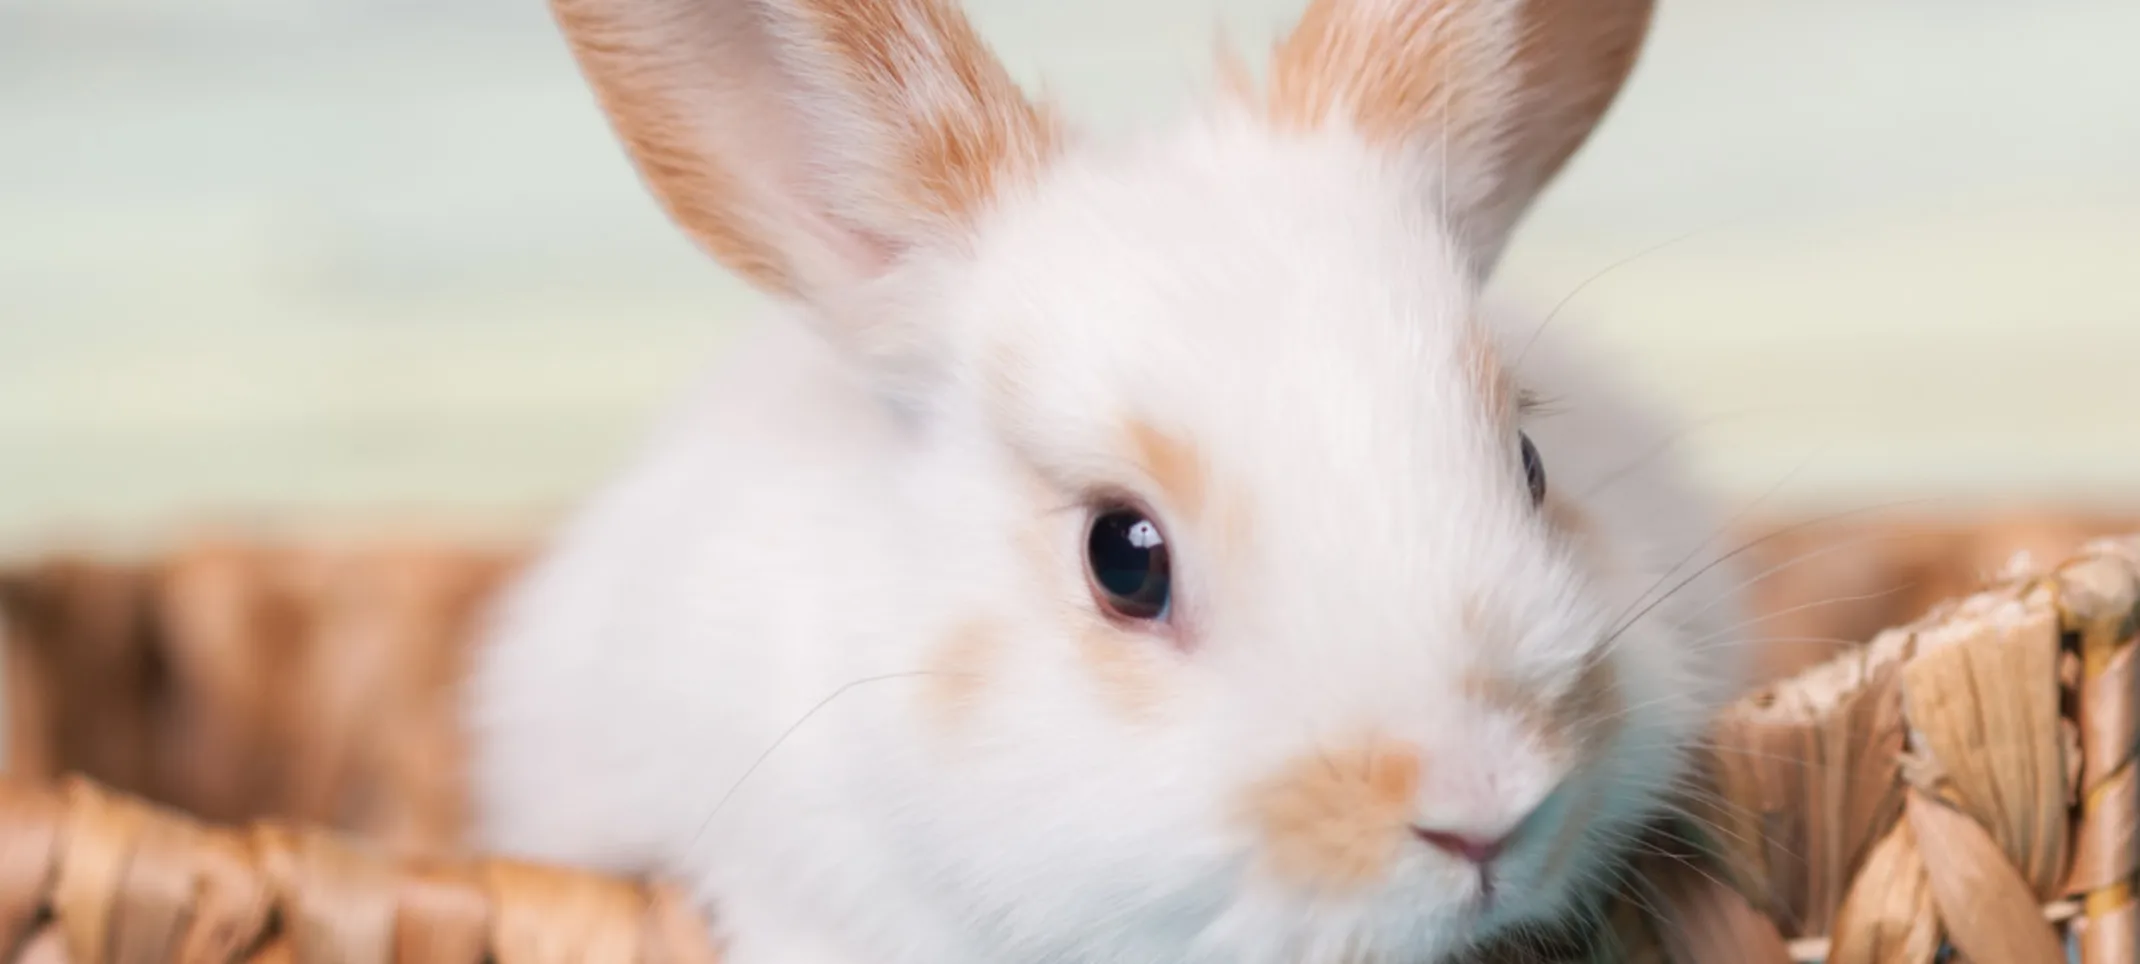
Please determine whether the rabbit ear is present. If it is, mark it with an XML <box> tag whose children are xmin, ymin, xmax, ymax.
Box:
<box><xmin>1263</xmin><ymin>0</ymin><xmax>1653</xmax><ymax>275</ymax></box>
<box><xmin>553</xmin><ymin>0</ymin><xmax>1064</xmax><ymax>301</ymax></box>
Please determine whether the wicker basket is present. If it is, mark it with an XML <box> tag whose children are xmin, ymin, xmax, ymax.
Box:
<box><xmin>0</xmin><ymin>524</ymin><xmax>2132</xmax><ymax>963</ymax></box>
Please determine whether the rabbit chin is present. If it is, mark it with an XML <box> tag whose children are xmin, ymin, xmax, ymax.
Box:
<box><xmin>1220</xmin><ymin>790</ymin><xmax>1656</xmax><ymax>964</ymax></box>
<box><xmin>795</xmin><ymin>814</ymin><xmax>1630</xmax><ymax>964</ymax></box>
<box><xmin>1009</xmin><ymin>790</ymin><xmax>1648</xmax><ymax>964</ymax></box>
<box><xmin>759</xmin><ymin>701</ymin><xmax>1686</xmax><ymax>964</ymax></box>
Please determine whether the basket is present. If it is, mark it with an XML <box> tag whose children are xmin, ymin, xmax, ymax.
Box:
<box><xmin>1699</xmin><ymin>531</ymin><xmax>2138</xmax><ymax>964</ymax></box>
<box><xmin>0</xmin><ymin>524</ymin><xmax>2132</xmax><ymax>963</ymax></box>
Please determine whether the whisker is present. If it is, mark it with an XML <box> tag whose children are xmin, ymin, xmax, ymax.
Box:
<box><xmin>1667</xmin><ymin>523</ymin><xmax>1929</xmax><ymax>628</ymax></box>
<box><xmin>1598</xmin><ymin>825</ymin><xmax>1748</xmax><ymax>909</ymax></box>
<box><xmin>690</xmin><ymin>670</ymin><xmax>964</xmax><ymax>850</ymax></box>
<box><xmin>1676</xmin><ymin>586</ymin><xmax>1916</xmax><ymax>653</ymax></box>
<box><xmin>1600</xmin><ymin>446</ymin><xmax>1835</xmax><ymax>648</ymax></box>
<box><xmin>1512</xmin><ymin>213</ymin><xmax>1754</xmax><ymax>369</ymax></box>
<box><xmin>1656</xmin><ymin>786</ymin><xmax>1777</xmax><ymax>832</ymax></box>
<box><xmin>1681</xmin><ymin>634</ymin><xmax>1867</xmax><ymax>656</ymax></box>
<box><xmin>1597</xmin><ymin>861</ymin><xmax>1672</xmax><ymax>930</ymax></box>
<box><xmin>1578</xmin><ymin>410</ymin><xmax>1759</xmax><ymax>500</ymax></box>
<box><xmin>1602</xmin><ymin>495</ymin><xmax>1943</xmax><ymax>652</ymax></box>
<box><xmin>1656</xmin><ymin>797</ymin><xmax>1807</xmax><ymax>866</ymax></box>
<box><xmin>1438</xmin><ymin>41</ymin><xmax>1452</xmax><ymax>246</ymax></box>
<box><xmin>1609</xmin><ymin>737</ymin><xmax>1820</xmax><ymax>771</ymax></box>
<box><xmin>1626</xmin><ymin>791</ymin><xmax>1775</xmax><ymax>857</ymax></box>
<box><xmin>1567</xmin><ymin>689</ymin><xmax>1697</xmax><ymax>729</ymax></box>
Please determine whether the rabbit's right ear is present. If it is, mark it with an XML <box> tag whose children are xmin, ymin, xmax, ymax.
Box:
<box><xmin>1261</xmin><ymin>0</ymin><xmax>1653</xmax><ymax>277</ymax></box>
<box><xmin>552</xmin><ymin>0</ymin><xmax>1063</xmax><ymax>301</ymax></box>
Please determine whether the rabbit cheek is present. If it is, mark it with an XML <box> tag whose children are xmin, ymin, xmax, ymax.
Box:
<box><xmin>1532</xmin><ymin>661</ymin><xmax>1626</xmax><ymax>880</ymax></box>
<box><xmin>1076</xmin><ymin>624</ymin><xmax>1169</xmax><ymax>723</ymax></box>
<box><xmin>1462</xmin><ymin>595</ymin><xmax>1626</xmax><ymax>758</ymax></box>
<box><xmin>1534</xmin><ymin>767</ymin><xmax>1610</xmax><ymax>884</ymax></box>
<box><xmin>1122</xmin><ymin>418</ymin><xmax>1206</xmax><ymax>523</ymax></box>
<box><xmin>1459</xmin><ymin>658</ymin><xmax>1624</xmax><ymax>766</ymax></box>
<box><xmin>924</xmin><ymin>617</ymin><xmax>1006</xmax><ymax>732</ymax></box>
<box><xmin>1462</xmin><ymin>655</ymin><xmax>1625</xmax><ymax>883</ymax></box>
<box><xmin>1461</xmin><ymin>325</ymin><xmax>1518</xmax><ymax>426</ymax></box>
<box><xmin>1241</xmin><ymin>739</ymin><xmax>1425</xmax><ymax>893</ymax></box>
<box><xmin>1010</xmin><ymin>461</ymin><xmax>1067</xmax><ymax>582</ymax></box>
<box><xmin>1553</xmin><ymin>655</ymin><xmax>1624</xmax><ymax>758</ymax></box>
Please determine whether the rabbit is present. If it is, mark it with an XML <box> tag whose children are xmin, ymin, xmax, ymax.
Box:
<box><xmin>463</xmin><ymin>0</ymin><xmax>1756</xmax><ymax>961</ymax></box>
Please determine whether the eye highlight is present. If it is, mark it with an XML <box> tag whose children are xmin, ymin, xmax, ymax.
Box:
<box><xmin>1520</xmin><ymin>433</ymin><xmax>1546</xmax><ymax>507</ymax></box>
<box><xmin>1086</xmin><ymin>507</ymin><xmax>1172</xmax><ymax>622</ymax></box>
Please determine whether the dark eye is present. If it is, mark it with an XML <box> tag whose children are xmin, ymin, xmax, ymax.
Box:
<box><xmin>1086</xmin><ymin>507</ymin><xmax>1172</xmax><ymax>621</ymax></box>
<box><xmin>1520</xmin><ymin>432</ymin><xmax>1546</xmax><ymax>506</ymax></box>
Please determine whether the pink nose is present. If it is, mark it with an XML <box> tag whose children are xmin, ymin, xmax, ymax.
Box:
<box><xmin>1411</xmin><ymin>827</ymin><xmax>1510</xmax><ymax>865</ymax></box>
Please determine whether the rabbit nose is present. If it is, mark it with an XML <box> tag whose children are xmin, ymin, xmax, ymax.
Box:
<box><xmin>1410</xmin><ymin>826</ymin><xmax>1510</xmax><ymax>865</ymax></box>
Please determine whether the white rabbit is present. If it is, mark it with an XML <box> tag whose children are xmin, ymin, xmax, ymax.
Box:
<box><xmin>464</xmin><ymin>0</ymin><xmax>1754</xmax><ymax>961</ymax></box>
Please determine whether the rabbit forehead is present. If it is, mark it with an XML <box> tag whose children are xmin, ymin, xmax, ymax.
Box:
<box><xmin>905</xmin><ymin>117</ymin><xmax>1620</xmax><ymax>713</ymax></box>
<box><xmin>951</xmin><ymin>115</ymin><xmax>1527</xmax><ymax>552</ymax></box>
<box><xmin>966</xmin><ymin>112</ymin><xmax>1482</xmax><ymax>364</ymax></box>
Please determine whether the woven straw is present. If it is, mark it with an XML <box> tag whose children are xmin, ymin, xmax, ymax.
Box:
<box><xmin>0</xmin><ymin>540</ymin><xmax>519</xmax><ymax>852</ymax></box>
<box><xmin>1695</xmin><ymin>531</ymin><xmax>2139</xmax><ymax>964</ymax></box>
<box><xmin>0</xmin><ymin>525</ymin><xmax>2133</xmax><ymax>963</ymax></box>
<box><xmin>0</xmin><ymin>774</ymin><xmax>720</xmax><ymax>964</ymax></box>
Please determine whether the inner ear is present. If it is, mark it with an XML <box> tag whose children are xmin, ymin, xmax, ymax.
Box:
<box><xmin>1258</xmin><ymin>0</ymin><xmax>1654</xmax><ymax>274</ymax></box>
<box><xmin>550</xmin><ymin>0</ymin><xmax>1064</xmax><ymax>301</ymax></box>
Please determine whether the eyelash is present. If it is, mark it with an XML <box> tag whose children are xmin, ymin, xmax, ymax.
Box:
<box><xmin>1516</xmin><ymin>390</ymin><xmax>1562</xmax><ymax>419</ymax></box>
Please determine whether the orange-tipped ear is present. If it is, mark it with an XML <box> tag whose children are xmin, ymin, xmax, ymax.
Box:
<box><xmin>1264</xmin><ymin>0</ymin><xmax>1653</xmax><ymax>274</ymax></box>
<box><xmin>552</xmin><ymin>0</ymin><xmax>1063</xmax><ymax>300</ymax></box>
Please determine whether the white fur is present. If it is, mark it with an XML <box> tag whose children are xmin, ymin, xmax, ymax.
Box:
<box><xmin>468</xmin><ymin>11</ymin><xmax>1750</xmax><ymax>964</ymax></box>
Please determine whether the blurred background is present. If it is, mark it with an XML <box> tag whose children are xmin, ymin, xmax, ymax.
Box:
<box><xmin>4</xmin><ymin>0</ymin><xmax>2138</xmax><ymax>556</ymax></box>
<box><xmin>0</xmin><ymin>2</ymin><xmax>2135</xmax><ymax>952</ymax></box>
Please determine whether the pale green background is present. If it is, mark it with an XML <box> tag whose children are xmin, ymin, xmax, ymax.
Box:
<box><xmin>4</xmin><ymin>0</ymin><xmax>2139</xmax><ymax>556</ymax></box>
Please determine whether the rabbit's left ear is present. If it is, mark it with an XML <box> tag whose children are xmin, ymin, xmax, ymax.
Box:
<box><xmin>1261</xmin><ymin>0</ymin><xmax>1654</xmax><ymax>276</ymax></box>
<box><xmin>551</xmin><ymin>0</ymin><xmax>1064</xmax><ymax>303</ymax></box>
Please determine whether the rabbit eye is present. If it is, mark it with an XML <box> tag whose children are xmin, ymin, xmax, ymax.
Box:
<box><xmin>1520</xmin><ymin>433</ymin><xmax>1547</xmax><ymax>507</ymax></box>
<box><xmin>1086</xmin><ymin>507</ymin><xmax>1172</xmax><ymax>622</ymax></box>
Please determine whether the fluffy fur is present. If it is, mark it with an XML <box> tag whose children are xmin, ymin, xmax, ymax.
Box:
<box><xmin>466</xmin><ymin>1</ymin><xmax>1754</xmax><ymax>962</ymax></box>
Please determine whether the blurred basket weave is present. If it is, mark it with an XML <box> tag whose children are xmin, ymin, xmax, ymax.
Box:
<box><xmin>0</xmin><ymin>517</ymin><xmax>2132</xmax><ymax>963</ymax></box>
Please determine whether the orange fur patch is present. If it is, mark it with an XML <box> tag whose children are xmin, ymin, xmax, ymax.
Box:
<box><xmin>925</xmin><ymin>618</ymin><xmax>1002</xmax><ymax>726</ymax></box>
<box><xmin>1123</xmin><ymin>418</ymin><xmax>1206</xmax><ymax>521</ymax></box>
<box><xmin>1461</xmin><ymin>593</ymin><xmax>1623</xmax><ymax>758</ymax></box>
<box><xmin>1455</xmin><ymin>595</ymin><xmax>1540</xmax><ymax>736</ymax></box>
<box><xmin>1461</xmin><ymin>325</ymin><xmax>1516</xmax><ymax>425</ymax></box>
<box><xmin>551</xmin><ymin>0</ymin><xmax>802</xmax><ymax>292</ymax></box>
<box><xmin>1461</xmin><ymin>659</ymin><xmax>1622</xmax><ymax>762</ymax></box>
<box><xmin>1264</xmin><ymin>0</ymin><xmax>1505</xmax><ymax>148</ymax></box>
<box><xmin>792</xmin><ymin>0</ymin><xmax>1063</xmax><ymax>226</ymax></box>
<box><xmin>1213</xmin><ymin>34</ymin><xmax>1258</xmax><ymax>104</ymax></box>
<box><xmin>1462</xmin><ymin>670</ymin><xmax>1556</xmax><ymax>749</ymax></box>
<box><xmin>1244</xmin><ymin>739</ymin><xmax>1424</xmax><ymax>892</ymax></box>
<box><xmin>1076</xmin><ymin>625</ymin><xmax>1167</xmax><ymax>721</ymax></box>
<box><xmin>1533</xmin><ymin>662</ymin><xmax>1629</xmax><ymax>881</ymax></box>
<box><xmin>1256</xmin><ymin>0</ymin><xmax>1653</xmax><ymax>259</ymax></box>
<box><xmin>1543</xmin><ymin>496</ymin><xmax>1591</xmax><ymax>543</ymax></box>
<box><xmin>550</xmin><ymin>0</ymin><xmax>1061</xmax><ymax>296</ymax></box>
<box><xmin>1485</xmin><ymin>0</ymin><xmax>1656</xmax><ymax>229</ymax></box>
<box><xmin>1552</xmin><ymin>655</ymin><xmax>1623</xmax><ymax>755</ymax></box>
